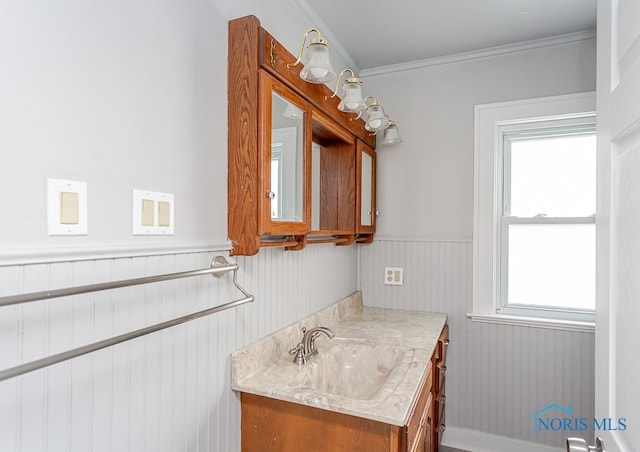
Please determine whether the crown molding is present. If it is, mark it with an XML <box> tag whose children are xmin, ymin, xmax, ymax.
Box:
<box><xmin>361</xmin><ymin>30</ymin><xmax>596</xmax><ymax>79</ymax></box>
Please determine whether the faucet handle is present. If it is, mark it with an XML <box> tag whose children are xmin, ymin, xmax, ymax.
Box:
<box><xmin>289</xmin><ymin>342</ymin><xmax>303</xmax><ymax>355</ymax></box>
<box><xmin>289</xmin><ymin>343</ymin><xmax>306</xmax><ymax>365</ymax></box>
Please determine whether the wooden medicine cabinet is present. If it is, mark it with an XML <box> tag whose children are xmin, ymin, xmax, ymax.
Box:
<box><xmin>228</xmin><ymin>15</ymin><xmax>377</xmax><ymax>256</ymax></box>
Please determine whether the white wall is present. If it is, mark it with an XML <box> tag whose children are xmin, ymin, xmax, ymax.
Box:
<box><xmin>0</xmin><ymin>0</ymin><xmax>226</xmax><ymax>249</ymax></box>
<box><xmin>0</xmin><ymin>1</ymin><xmax>359</xmax><ymax>451</ymax></box>
<box><xmin>359</xmin><ymin>38</ymin><xmax>597</xmax><ymax>448</ymax></box>
<box><xmin>369</xmin><ymin>39</ymin><xmax>596</xmax><ymax>239</ymax></box>
<box><xmin>0</xmin><ymin>0</ymin><xmax>353</xmax><ymax>252</ymax></box>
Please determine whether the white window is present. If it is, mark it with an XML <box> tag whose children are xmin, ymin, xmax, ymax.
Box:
<box><xmin>471</xmin><ymin>93</ymin><xmax>596</xmax><ymax>331</ymax></box>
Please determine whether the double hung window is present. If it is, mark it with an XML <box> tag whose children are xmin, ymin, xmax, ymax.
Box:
<box><xmin>498</xmin><ymin>118</ymin><xmax>596</xmax><ymax>321</ymax></box>
<box><xmin>472</xmin><ymin>93</ymin><xmax>596</xmax><ymax>329</ymax></box>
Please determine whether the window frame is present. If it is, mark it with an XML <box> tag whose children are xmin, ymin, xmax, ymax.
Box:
<box><xmin>497</xmin><ymin>119</ymin><xmax>596</xmax><ymax>322</ymax></box>
<box><xmin>470</xmin><ymin>92</ymin><xmax>596</xmax><ymax>332</ymax></box>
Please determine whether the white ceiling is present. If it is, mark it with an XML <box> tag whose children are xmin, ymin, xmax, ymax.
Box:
<box><xmin>300</xmin><ymin>0</ymin><xmax>597</xmax><ymax>72</ymax></box>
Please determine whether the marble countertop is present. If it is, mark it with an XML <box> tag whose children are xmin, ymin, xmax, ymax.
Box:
<box><xmin>231</xmin><ymin>291</ymin><xmax>447</xmax><ymax>426</ymax></box>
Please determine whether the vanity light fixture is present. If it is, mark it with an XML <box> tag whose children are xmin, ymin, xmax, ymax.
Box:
<box><xmin>382</xmin><ymin>119</ymin><xmax>402</xmax><ymax>144</ymax></box>
<box><xmin>288</xmin><ymin>28</ymin><xmax>336</xmax><ymax>84</ymax></box>
<box><xmin>363</xmin><ymin>96</ymin><xmax>390</xmax><ymax>132</ymax></box>
<box><xmin>326</xmin><ymin>68</ymin><xmax>366</xmax><ymax>113</ymax></box>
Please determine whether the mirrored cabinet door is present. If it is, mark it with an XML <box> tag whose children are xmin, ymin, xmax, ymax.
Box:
<box><xmin>357</xmin><ymin>140</ymin><xmax>376</xmax><ymax>233</ymax></box>
<box><xmin>259</xmin><ymin>72</ymin><xmax>311</xmax><ymax>235</ymax></box>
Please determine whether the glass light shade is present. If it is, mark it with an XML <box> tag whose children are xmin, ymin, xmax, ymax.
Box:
<box><xmin>365</xmin><ymin>104</ymin><xmax>390</xmax><ymax>132</ymax></box>
<box><xmin>337</xmin><ymin>81</ymin><xmax>366</xmax><ymax>112</ymax></box>
<box><xmin>382</xmin><ymin>122</ymin><xmax>402</xmax><ymax>144</ymax></box>
<box><xmin>300</xmin><ymin>42</ymin><xmax>336</xmax><ymax>84</ymax></box>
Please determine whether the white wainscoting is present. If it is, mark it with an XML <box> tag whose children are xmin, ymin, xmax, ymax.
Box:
<box><xmin>0</xmin><ymin>243</ymin><xmax>357</xmax><ymax>452</ymax></box>
<box><xmin>359</xmin><ymin>238</ymin><xmax>595</xmax><ymax>448</ymax></box>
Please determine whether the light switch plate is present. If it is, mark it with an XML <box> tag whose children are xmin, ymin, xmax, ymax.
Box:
<box><xmin>384</xmin><ymin>267</ymin><xmax>404</xmax><ymax>286</ymax></box>
<box><xmin>132</xmin><ymin>189</ymin><xmax>174</xmax><ymax>235</ymax></box>
<box><xmin>47</xmin><ymin>178</ymin><xmax>88</xmax><ymax>236</ymax></box>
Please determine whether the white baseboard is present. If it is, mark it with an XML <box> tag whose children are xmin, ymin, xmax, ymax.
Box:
<box><xmin>442</xmin><ymin>426</ymin><xmax>564</xmax><ymax>452</ymax></box>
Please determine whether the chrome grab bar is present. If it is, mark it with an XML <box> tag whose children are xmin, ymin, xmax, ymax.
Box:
<box><xmin>0</xmin><ymin>256</ymin><xmax>244</xmax><ymax>307</ymax></box>
<box><xmin>0</xmin><ymin>256</ymin><xmax>254</xmax><ymax>382</ymax></box>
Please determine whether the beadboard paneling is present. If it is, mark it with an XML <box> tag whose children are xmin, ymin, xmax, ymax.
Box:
<box><xmin>0</xmin><ymin>243</ymin><xmax>357</xmax><ymax>452</ymax></box>
<box><xmin>359</xmin><ymin>238</ymin><xmax>595</xmax><ymax>447</ymax></box>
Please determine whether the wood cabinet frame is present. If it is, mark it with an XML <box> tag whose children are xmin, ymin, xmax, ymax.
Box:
<box><xmin>228</xmin><ymin>15</ymin><xmax>376</xmax><ymax>256</ymax></box>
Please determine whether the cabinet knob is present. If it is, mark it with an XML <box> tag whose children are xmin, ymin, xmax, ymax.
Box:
<box><xmin>375</xmin><ymin>210</ymin><xmax>380</xmax><ymax>216</ymax></box>
<box><xmin>267</xmin><ymin>191</ymin><xmax>276</xmax><ymax>199</ymax></box>
<box><xmin>440</xmin><ymin>365</ymin><xmax>447</xmax><ymax>376</ymax></box>
<box><xmin>443</xmin><ymin>339</ymin><xmax>450</xmax><ymax>346</ymax></box>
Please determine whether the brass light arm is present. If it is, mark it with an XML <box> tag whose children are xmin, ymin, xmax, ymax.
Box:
<box><xmin>350</xmin><ymin>96</ymin><xmax>378</xmax><ymax>121</ymax></box>
<box><xmin>326</xmin><ymin>68</ymin><xmax>358</xmax><ymax>100</ymax></box>
<box><xmin>287</xmin><ymin>28</ymin><xmax>327</xmax><ymax>69</ymax></box>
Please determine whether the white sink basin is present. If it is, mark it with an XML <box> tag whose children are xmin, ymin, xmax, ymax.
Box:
<box><xmin>294</xmin><ymin>340</ymin><xmax>415</xmax><ymax>400</ymax></box>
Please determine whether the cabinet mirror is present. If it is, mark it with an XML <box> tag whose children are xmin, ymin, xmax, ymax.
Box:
<box><xmin>357</xmin><ymin>141</ymin><xmax>376</xmax><ymax>233</ymax></box>
<box><xmin>270</xmin><ymin>91</ymin><xmax>305</xmax><ymax>223</ymax></box>
<box><xmin>360</xmin><ymin>151</ymin><xmax>373</xmax><ymax>226</ymax></box>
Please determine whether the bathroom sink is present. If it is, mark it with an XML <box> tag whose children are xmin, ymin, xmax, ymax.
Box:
<box><xmin>294</xmin><ymin>340</ymin><xmax>415</xmax><ymax>400</ymax></box>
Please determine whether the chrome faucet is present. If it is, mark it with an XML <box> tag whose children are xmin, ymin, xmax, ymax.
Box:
<box><xmin>289</xmin><ymin>326</ymin><xmax>335</xmax><ymax>365</ymax></box>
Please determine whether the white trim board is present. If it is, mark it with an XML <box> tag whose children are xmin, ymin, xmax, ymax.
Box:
<box><xmin>442</xmin><ymin>426</ymin><xmax>564</xmax><ymax>452</ymax></box>
<box><xmin>372</xmin><ymin>236</ymin><xmax>472</xmax><ymax>243</ymax></box>
<box><xmin>0</xmin><ymin>242</ymin><xmax>232</xmax><ymax>266</ymax></box>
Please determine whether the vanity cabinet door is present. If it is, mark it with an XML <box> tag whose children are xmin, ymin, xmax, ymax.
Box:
<box><xmin>258</xmin><ymin>71</ymin><xmax>312</xmax><ymax>236</ymax></box>
<box><xmin>356</xmin><ymin>140</ymin><xmax>377</xmax><ymax>234</ymax></box>
<box><xmin>424</xmin><ymin>398</ymin><xmax>434</xmax><ymax>452</ymax></box>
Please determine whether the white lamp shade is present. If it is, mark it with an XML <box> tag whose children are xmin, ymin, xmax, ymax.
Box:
<box><xmin>300</xmin><ymin>42</ymin><xmax>336</xmax><ymax>83</ymax></box>
<box><xmin>382</xmin><ymin>122</ymin><xmax>402</xmax><ymax>144</ymax></box>
<box><xmin>365</xmin><ymin>105</ymin><xmax>390</xmax><ymax>132</ymax></box>
<box><xmin>338</xmin><ymin>81</ymin><xmax>366</xmax><ymax>112</ymax></box>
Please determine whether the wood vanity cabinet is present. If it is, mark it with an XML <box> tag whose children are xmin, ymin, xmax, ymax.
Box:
<box><xmin>228</xmin><ymin>15</ymin><xmax>376</xmax><ymax>256</ymax></box>
<box><xmin>240</xmin><ymin>362</ymin><xmax>432</xmax><ymax>452</ymax></box>
<box><xmin>432</xmin><ymin>324</ymin><xmax>449</xmax><ymax>450</ymax></box>
<box><xmin>239</xmin><ymin>324</ymin><xmax>449</xmax><ymax>452</ymax></box>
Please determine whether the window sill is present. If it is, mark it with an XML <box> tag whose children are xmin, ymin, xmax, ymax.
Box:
<box><xmin>466</xmin><ymin>312</ymin><xmax>594</xmax><ymax>333</ymax></box>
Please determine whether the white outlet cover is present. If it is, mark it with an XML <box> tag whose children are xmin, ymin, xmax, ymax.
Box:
<box><xmin>47</xmin><ymin>178</ymin><xmax>88</xmax><ymax>236</ymax></box>
<box><xmin>384</xmin><ymin>266</ymin><xmax>404</xmax><ymax>286</ymax></box>
<box><xmin>132</xmin><ymin>189</ymin><xmax>174</xmax><ymax>235</ymax></box>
